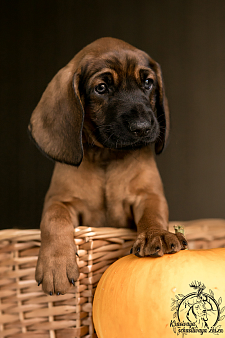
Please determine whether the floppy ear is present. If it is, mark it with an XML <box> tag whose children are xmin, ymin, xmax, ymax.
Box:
<box><xmin>28</xmin><ymin>63</ymin><xmax>84</xmax><ymax>166</ymax></box>
<box><xmin>149</xmin><ymin>60</ymin><xmax>170</xmax><ymax>155</ymax></box>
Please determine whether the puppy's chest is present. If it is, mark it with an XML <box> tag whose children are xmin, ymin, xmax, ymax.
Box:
<box><xmin>103</xmin><ymin>171</ymin><xmax>136</xmax><ymax>228</ymax></box>
<box><xmin>77</xmin><ymin>159</ymin><xmax>139</xmax><ymax>228</ymax></box>
<box><xmin>75</xmin><ymin>149</ymin><xmax>152</xmax><ymax>228</ymax></box>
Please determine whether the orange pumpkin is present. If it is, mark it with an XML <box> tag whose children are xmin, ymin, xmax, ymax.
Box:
<box><xmin>93</xmin><ymin>249</ymin><xmax>225</xmax><ymax>338</ymax></box>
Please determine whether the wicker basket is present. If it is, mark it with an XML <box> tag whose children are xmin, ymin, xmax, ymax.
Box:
<box><xmin>1</xmin><ymin>219</ymin><xmax>225</xmax><ymax>338</ymax></box>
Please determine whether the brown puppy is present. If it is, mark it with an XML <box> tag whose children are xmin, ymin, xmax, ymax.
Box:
<box><xmin>29</xmin><ymin>37</ymin><xmax>187</xmax><ymax>295</ymax></box>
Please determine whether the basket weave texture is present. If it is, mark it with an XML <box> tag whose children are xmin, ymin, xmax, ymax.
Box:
<box><xmin>1</xmin><ymin>218</ymin><xmax>225</xmax><ymax>338</ymax></box>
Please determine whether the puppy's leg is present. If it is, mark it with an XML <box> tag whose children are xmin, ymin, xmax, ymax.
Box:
<box><xmin>131</xmin><ymin>193</ymin><xmax>187</xmax><ymax>257</ymax></box>
<box><xmin>35</xmin><ymin>202</ymin><xmax>79</xmax><ymax>295</ymax></box>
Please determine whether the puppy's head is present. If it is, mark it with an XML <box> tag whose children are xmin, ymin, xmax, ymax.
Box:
<box><xmin>29</xmin><ymin>37</ymin><xmax>169</xmax><ymax>166</ymax></box>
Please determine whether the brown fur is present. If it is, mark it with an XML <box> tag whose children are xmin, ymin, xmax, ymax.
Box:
<box><xmin>29</xmin><ymin>37</ymin><xmax>187</xmax><ymax>295</ymax></box>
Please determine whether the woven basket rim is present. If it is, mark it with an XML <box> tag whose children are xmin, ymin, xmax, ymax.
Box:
<box><xmin>1</xmin><ymin>218</ymin><xmax>225</xmax><ymax>240</ymax></box>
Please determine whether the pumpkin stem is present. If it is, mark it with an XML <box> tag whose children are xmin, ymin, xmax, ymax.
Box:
<box><xmin>174</xmin><ymin>225</ymin><xmax>184</xmax><ymax>235</ymax></box>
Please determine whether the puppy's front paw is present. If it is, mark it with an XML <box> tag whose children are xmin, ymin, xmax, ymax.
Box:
<box><xmin>131</xmin><ymin>229</ymin><xmax>187</xmax><ymax>257</ymax></box>
<box><xmin>35</xmin><ymin>241</ymin><xmax>79</xmax><ymax>295</ymax></box>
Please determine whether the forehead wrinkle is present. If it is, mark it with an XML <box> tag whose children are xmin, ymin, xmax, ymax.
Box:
<box><xmin>125</xmin><ymin>55</ymin><xmax>137</xmax><ymax>76</ymax></box>
<box><xmin>104</xmin><ymin>54</ymin><xmax>138</xmax><ymax>76</ymax></box>
<box><xmin>80</xmin><ymin>54</ymin><xmax>123</xmax><ymax>84</ymax></box>
<box><xmin>88</xmin><ymin>68</ymin><xmax>119</xmax><ymax>87</ymax></box>
<box><xmin>104</xmin><ymin>55</ymin><xmax>124</xmax><ymax>74</ymax></box>
<box><xmin>80</xmin><ymin>50</ymin><xmax>153</xmax><ymax>90</ymax></box>
<box><xmin>103</xmin><ymin>54</ymin><xmax>140</xmax><ymax>88</ymax></box>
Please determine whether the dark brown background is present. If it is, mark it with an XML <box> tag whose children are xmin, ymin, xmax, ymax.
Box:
<box><xmin>1</xmin><ymin>0</ymin><xmax>225</xmax><ymax>230</ymax></box>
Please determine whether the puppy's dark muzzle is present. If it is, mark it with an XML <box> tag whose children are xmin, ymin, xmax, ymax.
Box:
<box><xmin>128</xmin><ymin>120</ymin><xmax>152</xmax><ymax>138</ymax></box>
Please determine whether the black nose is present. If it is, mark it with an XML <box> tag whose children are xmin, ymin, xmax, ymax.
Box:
<box><xmin>128</xmin><ymin>120</ymin><xmax>151</xmax><ymax>137</ymax></box>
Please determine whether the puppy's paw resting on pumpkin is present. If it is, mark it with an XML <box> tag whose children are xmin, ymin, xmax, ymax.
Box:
<box><xmin>131</xmin><ymin>229</ymin><xmax>187</xmax><ymax>257</ymax></box>
<box><xmin>35</xmin><ymin>241</ymin><xmax>79</xmax><ymax>295</ymax></box>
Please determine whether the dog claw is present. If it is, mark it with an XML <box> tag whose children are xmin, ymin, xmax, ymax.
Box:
<box><xmin>70</xmin><ymin>279</ymin><xmax>75</xmax><ymax>286</ymax></box>
<box><xmin>37</xmin><ymin>280</ymin><xmax>42</xmax><ymax>286</ymax></box>
<box><xmin>135</xmin><ymin>247</ymin><xmax>141</xmax><ymax>257</ymax></box>
<box><xmin>181</xmin><ymin>241</ymin><xmax>188</xmax><ymax>250</ymax></box>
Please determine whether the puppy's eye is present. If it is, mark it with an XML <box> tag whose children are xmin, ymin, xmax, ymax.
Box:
<box><xmin>95</xmin><ymin>83</ymin><xmax>108</xmax><ymax>94</ymax></box>
<box><xmin>144</xmin><ymin>78</ymin><xmax>154</xmax><ymax>90</ymax></box>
